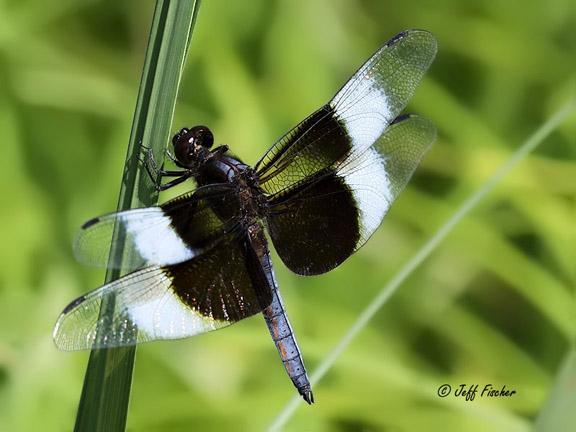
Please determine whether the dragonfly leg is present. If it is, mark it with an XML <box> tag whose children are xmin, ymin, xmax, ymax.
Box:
<box><xmin>154</xmin><ymin>173</ymin><xmax>193</xmax><ymax>191</ymax></box>
<box><xmin>140</xmin><ymin>147</ymin><xmax>192</xmax><ymax>191</ymax></box>
<box><xmin>142</xmin><ymin>147</ymin><xmax>186</xmax><ymax>176</ymax></box>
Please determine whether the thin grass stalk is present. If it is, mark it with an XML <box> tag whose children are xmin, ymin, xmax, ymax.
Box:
<box><xmin>267</xmin><ymin>97</ymin><xmax>576</xmax><ymax>431</ymax></box>
<box><xmin>74</xmin><ymin>1</ymin><xmax>201</xmax><ymax>431</ymax></box>
<box><xmin>534</xmin><ymin>348</ymin><xmax>576</xmax><ymax>431</ymax></box>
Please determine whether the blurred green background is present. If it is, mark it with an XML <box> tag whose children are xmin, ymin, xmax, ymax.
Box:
<box><xmin>0</xmin><ymin>0</ymin><xmax>574</xmax><ymax>431</ymax></box>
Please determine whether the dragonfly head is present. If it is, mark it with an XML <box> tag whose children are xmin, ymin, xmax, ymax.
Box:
<box><xmin>172</xmin><ymin>125</ymin><xmax>214</xmax><ymax>167</ymax></box>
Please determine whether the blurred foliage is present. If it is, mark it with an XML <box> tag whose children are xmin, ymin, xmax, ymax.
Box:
<box><xmin>0</xmin><ymin>0</ymin><xmax>574</xmax><ymax>431</ymax></box>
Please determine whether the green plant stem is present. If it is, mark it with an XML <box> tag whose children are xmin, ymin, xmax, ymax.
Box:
<box><xmin>267</xmin><ymin>97</ymin><xmax>576</xmax><ymax>432</ymax></box>
<box><xmin>74</xmin><ymin>1</ymin><xmax>201</xmax><ymax>431</ymax></box>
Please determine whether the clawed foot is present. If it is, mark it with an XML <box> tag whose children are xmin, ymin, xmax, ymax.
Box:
<box><xmin>138</xmin><ymin>146</ymin><xmax>192</xmax><ymax>192</ymax></box>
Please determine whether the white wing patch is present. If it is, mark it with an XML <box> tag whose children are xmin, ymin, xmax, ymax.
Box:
<box><xmin>125</xmin><ymin>273</ymin><xmax>224</xmax><ymax>339</ymax></box>
<box><xmin>331</xmin><ymin>75</ymin><xmax>393</xmax><ymax>244</ymax></box>
<box><xmin>123</xmin><ymin>208</ymin><xmax>195</xmax><ymax>265</ymax></box>
<box><xmin>338</xmin><ymin>146</ymin><xmax>392</xmax><ymax>241</ymax></box>
<box><xmin>331</xmin><ymin>75</ymin><xmax>392</xmax><ymax>150</ymax></box>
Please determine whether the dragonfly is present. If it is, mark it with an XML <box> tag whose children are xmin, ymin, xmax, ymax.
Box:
<box><xmin>53</xmin><ymin>29</ymin><xmax>437</xmax><ymax>404</ymax></box>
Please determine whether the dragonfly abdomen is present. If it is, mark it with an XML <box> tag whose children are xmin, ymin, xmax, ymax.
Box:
<box><xmin>262</xmin><ymin>277</ymin><xmax>313</xmax><ymax>404</ymax></box>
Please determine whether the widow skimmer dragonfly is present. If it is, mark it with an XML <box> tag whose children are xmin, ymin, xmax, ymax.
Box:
<box><xmin>53</xmin><ymin>29</ymin><xmax>437</xmax><ymax>404</ymax></box>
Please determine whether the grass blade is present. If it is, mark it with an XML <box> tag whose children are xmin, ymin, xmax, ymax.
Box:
<box><xmin>267</xmin><ymin>97</ymin><xmax>576</xmax><ymax>431</ymax></box>
<box><xmin>535</xmin><ymin>348</ymin><xmax>576</xmax><ymax>431</ymax></box>
<box><xmin>73</xmin><ymin>1</ymin><xmax>202</xmax><ymax>431</ymax></box>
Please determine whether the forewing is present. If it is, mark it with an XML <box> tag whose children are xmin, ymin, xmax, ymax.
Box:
<box><xmin>54</xmin><ymin>231</ymin><xmax>273</xmax><ymax>350</ymax></box>
<box><xmin>267</xmin><ymin>114</ymin><xmax>435</xmax><ymax>275</ymax></box>
<box><xmin>74</xmin><ymin>184</ymin><xmax>240</xmax><ymax>269</ymax></box>
<box><xmin>255</xmin><ymin>30</ymin><xmax>437</xmax><ymax>197</ymax></box>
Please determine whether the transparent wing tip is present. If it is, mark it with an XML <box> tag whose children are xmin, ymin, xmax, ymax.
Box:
<box><xmin>52</xmin><ymin>295</ymin><xmax>88</xmax><ymax>351</ymax></box>
<box><xmin>388</xmin><ymin>29</ymin><xmax>438</xmax><ymax>60</ymax></box>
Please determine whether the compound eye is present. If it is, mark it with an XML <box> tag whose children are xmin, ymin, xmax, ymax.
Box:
<box><xmin>190</xmin><ymin>126</ymin><xmax>214</xmax><ymax>149</ymax></box>
<box><xmin>172</xmin><ymin>128</ymin><xmax>194</xmax><ymax>165</ymax></box>
<box><xmin>172</xmin><ymin>127</ymin><xmax>189</xmax><ymax>146</ymax></box>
